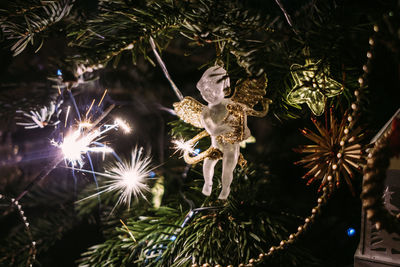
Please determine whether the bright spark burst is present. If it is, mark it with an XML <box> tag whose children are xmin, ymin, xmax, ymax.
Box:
<box><xmin>105</xmin><ymin>147</ymin><xmax>152</xmax><ymax>208</ymax></box>
<box><xmin>53</xmin><ymin>127</ymin><xmax>112</xmax><ymax>167</ymax></box>
<box><xmin>82</xmin><ymin>147</ymin><xmax>152</xmax><ymax>210</ymax></box>
<box><xmin>16</xmin><ymin>100</ymin><xmax>62</xmax><ymax>129</ymax></box>
<box><xmin>172</xmin><ymin>138</ymin><xmax>196</xmax><ymax>155</ymax></box>
<box><xmin>53</xmin><ymin>117</ymin><xmax>130</xmax><ymax>167</ymax></box>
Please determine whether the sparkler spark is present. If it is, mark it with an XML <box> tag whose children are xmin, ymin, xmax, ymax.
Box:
<box><xmin>172</xmin><ymin>138</ymin><xmax>196</xmax><ymax>155</ymax></box>
<box><xmin>115</xmin><ymin>118</ymin><xmax>131</xmax><ymax>133</ymax></box>
<box><xmin>78</xmin><ymin>147</ymin><xmax>153</xmax><ymax>210</ymax></box>
<box><xmin>12</xmin><ymin>87</ymin><xmax>135</xmax><ymax>207</ymax></box>
<box><xmin>55</xmin><ymin>128</ymin><xmax>113</xmax><ymax>167</ymax></box>
<box><xmin>16</xmin><ymin>100</ymin><xmax>62</xmax><ymax>129</ymax></box>
<box><xmin>106</xmin><ymin>147</ymin><xmax>152</xmax><ymax>208</ymax></box>
<box><xmin>52</xmin><ymin>103</ymin><xmax>128</xmax><ymax>167</ymax></box>
<box><xmin>53</xmin><ymin>114</ymin><xmax>132</xmax><ymax>167</ymax></box>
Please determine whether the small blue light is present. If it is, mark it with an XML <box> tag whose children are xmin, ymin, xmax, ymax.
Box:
<box><xmin>170</xmin><ymin>235</ymin><xmax>176</xmax><ymax>241</ymax></box>
<box><xmin>149</xmin><ymin>171</ymin><xmax>156</xmax><ymax>178</ymax></box>
<box><xmin>57</xmin><ymin>69</ymin><xmax>62</xmax><ymax>76</ymax></box>
<box><xmin>194</xmin><ymin>148</ymin><xmax>201</xmax><ymax>155</ymax></box>
<box><xmin>347</xmin><ymin>227</ymin><xmax>356</xmax><ymax>237</ymax></box>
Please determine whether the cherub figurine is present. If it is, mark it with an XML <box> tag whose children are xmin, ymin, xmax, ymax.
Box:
<box><xmin>173</xmin><ymin>65</ymin><xmax>271</xmax><ymax>199</ymax></box>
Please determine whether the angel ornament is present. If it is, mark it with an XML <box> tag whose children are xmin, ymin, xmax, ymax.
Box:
<box><xmin>174</xmin><ymin>66</ymin><xmax>271</xmax><ymax>199</ymax></box>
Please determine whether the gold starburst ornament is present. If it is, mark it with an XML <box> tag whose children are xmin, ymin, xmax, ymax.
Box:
<box><xmin>294</xmin><ymin>109</ymin><xmax>366</xmax><ymax>194</ymax></box>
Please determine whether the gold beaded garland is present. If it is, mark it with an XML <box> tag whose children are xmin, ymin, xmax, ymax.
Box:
<box><xmin>1</xmin><ymin>197</ymin><xmax>37</xmax><ymax>266</ymax></box>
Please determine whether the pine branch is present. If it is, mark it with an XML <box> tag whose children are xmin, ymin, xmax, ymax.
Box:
<box><xmin>77</xmin><ymin>163</ymin><xmax>320</xmax><ymax>267</ymax></box>
<box><xmin>0</xmin><ymin>199</ymin><xmax>78</xmax><ymax>266</ymax></box>
<box><xmin>68</xmin><ymin>0</ymin><xmax>188</xmax><ymax>68</ymax></box>
<box><xmin>0</xmin><ymin>0</ymin><xmax>75</xmax><ymax>56</ymax></box>
<box><xmin>159</xmin><ymin>168</ymin><xmax>318</xmax><ymax>267</ymax></box>
<box><xmin>78</xmin><ymin>206</ymin><xmax>184</xmax><ymax>267</ymax></box>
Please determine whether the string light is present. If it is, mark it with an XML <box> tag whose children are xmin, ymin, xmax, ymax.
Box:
<box><xmin>347</xmin><ymin>227</ymin><xmax>356</xmax><ymax>237</ymax></box>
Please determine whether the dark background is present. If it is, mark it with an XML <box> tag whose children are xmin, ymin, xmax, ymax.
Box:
<box><xmin>0</xmin><ymin>1</ymin><xmax>399</xmax><ymax>266</ymax></box>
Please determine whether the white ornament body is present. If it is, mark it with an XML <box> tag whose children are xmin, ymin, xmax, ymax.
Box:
<box><xmin>197</xmin><ymin>66</ymin><xmax>243</xmax><ymax>199</ymax></box>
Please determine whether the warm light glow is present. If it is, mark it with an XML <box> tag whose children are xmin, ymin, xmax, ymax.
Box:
<box><xmin>59</xmin><ymin>130</ymin><xmax>87</xmax><ymax>165</ymax></box>
<box><xmin>101</xmin><ymin>147</ymin><xmax>152</xmax><ymax>209</ymax></box>
<box><xmin>55</xmin><ymin>127</ymin><xmax>114</xmax><ymax>167</ymax></box>
<box><xmin>115</xmin><ymin>118</ymin><xmax>131</xmax><ymax>133</ymax></box>
<box><xmin>78</xmin><ymin>121</ymin><xmax>93</xmax><ymax>129</ymax></box>
<box><xmin>172</xmin><ymin>138</ymin><xmax>195</xmax><ymax>155</ymax></box>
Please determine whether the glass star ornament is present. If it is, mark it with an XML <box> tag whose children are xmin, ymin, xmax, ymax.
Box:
<box><xmin>287</xmin><ymin>59</ymin><xmax>344</xmax><ymax>116</ymax></box>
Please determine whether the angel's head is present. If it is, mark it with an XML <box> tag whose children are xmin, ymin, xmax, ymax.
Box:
<box><xmin>197</xmin><ymin>65</ymin><xmax>230</xmax><ymax>105</ymax></box>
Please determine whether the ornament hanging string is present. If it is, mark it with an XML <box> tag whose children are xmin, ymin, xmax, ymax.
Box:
<box><xmin>149</xmin><ymin>36</ymin><xmax>184</xmax><ymax>101</ymax></box>
<box><xmin>274</xmin><ymin>0</ymin><xmax>299</xmax><ymax>35</ymax></box>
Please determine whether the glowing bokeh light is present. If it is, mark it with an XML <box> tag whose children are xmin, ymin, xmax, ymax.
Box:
<box><xmin>347</xmin><ymin>227</ymin><xmax>356</xmax><ymax>237</ymax></box>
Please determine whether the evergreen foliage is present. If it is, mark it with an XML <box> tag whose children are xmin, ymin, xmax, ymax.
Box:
<box><xmin>0</xmin><ymin>0</ymin><xmax>399</xmax><ymax>266</ymax></box>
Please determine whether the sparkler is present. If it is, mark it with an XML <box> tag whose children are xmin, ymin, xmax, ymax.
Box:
<box><xmin>5</xmin><ymin>69</ymin><xmax>138</xmax><ymax>218</ymax></box>
<box><xmin>9</xmin><ymin>89</ymin><xmax>132</xmax><ymax>207</ymax></box>
<box><xmin>77</xmin><ymin>147</ymin><xmax>153</xmax><ymax>210</ymax></box>
<box><xmin>104</xmin><ymin>147</ymin><xmax>152</xmax><ymax>208</ymax></box>
<box><xmin>52</xmin><ymin>113</ymin><xmax>131</xmax><ymax>167</ymax></box>
<box><xmin>52</xmin><ymin>104</ymin><xmax>115</xmax><ymax>166</ymax></box>
<box><xmin>114</xmin><ymin>118</ymin><xmax>131</xmax><ymax>133</ymax></box>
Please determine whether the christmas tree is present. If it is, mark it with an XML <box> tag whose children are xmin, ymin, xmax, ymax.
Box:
<box><xmin>0</xmin><ymin>0</ymin><xmax>399</xmax><ymax>266</ymax></box>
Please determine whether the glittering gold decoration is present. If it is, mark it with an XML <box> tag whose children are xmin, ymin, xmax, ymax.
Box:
<box><xmin>183</xmin><ymin>130</ymin><xmax>223</xmax><ymax>164</ymax></box>
<box><xmin>181</xmin><ymin>130</ymin><xmax>247</xmax><ymax>168</ymax></box>
<box><xmin>217</xmin><ymin>103</ymin><xmax>247</xmax><ymax>144</ymax></box>
<box><xmin>294</xmin><ymin>109</ymin><xmax>365</xmax><ymax>193</ymax></box>
<box><xmin>231</xmin><ymin>75</ymin><xmax>272</xmax><ymax>117</ymax></box>
<box><xmin>173</xmin><ymin>75</ymin><xmax>271</xmax><ymax>164</ymax></box>
<box><xmin>173</xmin><ymin>96</ymin><xmax>204</xmax><ymax>128</ymax></box>
<box><xmin>287</xmin><ymin>59</ymin><xmax>343</xmax><ymax>116</ymax></box>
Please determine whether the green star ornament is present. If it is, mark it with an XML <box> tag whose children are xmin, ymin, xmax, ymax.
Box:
<box><xmin>287</xmin><ymin>59</ymin><xmax>343</xmax><ymax>116</ymax></box>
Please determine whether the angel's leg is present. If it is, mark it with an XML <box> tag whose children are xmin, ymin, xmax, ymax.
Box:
<box><xmin>218</xmin><ymin>144</ymin><xmax>239</xmax><ymax>199</ymax></box>
<box><xmin>202</xmin><ymin>157</ymin><xmax>218</xmax><ymax>196</ymax></box>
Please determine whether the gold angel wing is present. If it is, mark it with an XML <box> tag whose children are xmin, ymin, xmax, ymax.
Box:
<box><xmin>173</xmin><ymin>98</ymin><xmax>247</xmax><ymax>167</ymax></box>
<box><xmin>230</xmin><ymin>74</ymin><xmax>272</xmax><ymax>117</ymax></box>
<box><xmin>173</xmin><ymin>96</ymin><xmax>204</xmax><ymax>128</ymax></box>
